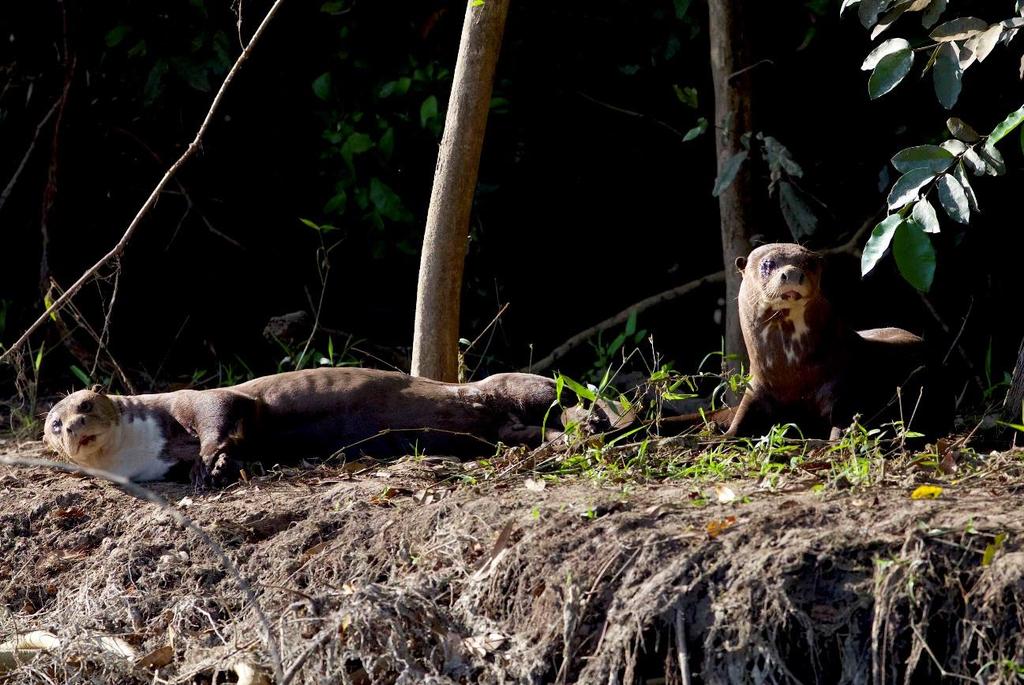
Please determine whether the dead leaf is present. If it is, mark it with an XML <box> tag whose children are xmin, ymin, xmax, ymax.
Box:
<box><xmin>413</xmin><ymin>489</ymin><xmax>435</xmax><ymax>505</ymax></box>
<box><xmin>54</xmin><ymin>506</ymin><xmax>87</xmax><ymax>520</ymax></box>
<box><xmin>472</xmin><ymin>521</ymin><xmax>515</xmax><ymax>581</ymax></box>
<box><xmin>910</xmin><ymin>485</ymin><xmax>943</xmax><ymax>500</ymax></box>
<box><xmin>300</xmin><ymin>541</ymin><xmax>327</xmax><ymax>562</ymax></box>
<box><xmin>176</xmin><ymin>496</ymin><xmax>194</xmax><ymax>507</ymax></box>
<box><xmin>644</xmin><ymin>504</ymin><xmax>668</xmax><ymax>518</ymax></box>
<box><xmin>135</xmin><ymin>644</ymin><xmax>174</xmax><ymax>670</ymax></box>
<box><xmin>524</xmin><ymin>478</ymin><xmax>546</xmax><ymax>492</ymax></box>
<box><xmin>464</xmin><ymin>632</ymin><xmax>508</xmax><ymax>657</ymax></box>
<box><xmin>714</xmin><ymin>485</ymin><xmax>737</xmax><ymax>503</ymax></box>
<box><xmin>939</xmin><ymin>449</ymin><xmax>958</xmax><ymax>475</ymax></box>
<box><xmin>706</xmin><ymin>516</ymin><xmax>737</xmax><ymax>539</ymax></box>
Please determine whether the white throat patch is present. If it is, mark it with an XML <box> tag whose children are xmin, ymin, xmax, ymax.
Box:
<box><xmin>76</xmin><ymin>415</ymin><xmax>171</xmax><ymax>481</ymax></box>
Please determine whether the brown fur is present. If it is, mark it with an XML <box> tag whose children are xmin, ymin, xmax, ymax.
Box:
<box><xmin>45</xmin><ymin>368</ymin><xmax>604</xmax><ymax>485</ymax></box>
<box><xmin>660</xmin><ymin>244</ymin><xmax>948</xmax><ymax>439</ymax></box>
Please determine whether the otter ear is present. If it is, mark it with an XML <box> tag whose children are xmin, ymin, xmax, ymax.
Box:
<box><xmin>90</xmin><ymin>384</ymin><xmax>104</xmax><ymax>394</ymax></box>
<box><xmin>735</xmin><ymin>256</ymin><xmax>747</xmax><ymax>273</ymax></box>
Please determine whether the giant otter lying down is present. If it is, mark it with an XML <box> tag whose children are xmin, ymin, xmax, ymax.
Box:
<box><xmin>43</xmin><ymin>369</ymin><xmax>607</xmax><ymax>485</ymax></box>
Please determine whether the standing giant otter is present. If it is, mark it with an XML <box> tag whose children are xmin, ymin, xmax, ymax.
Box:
<box><xmin>726</xmin><ymin>243</ymin><xmax>946</xmax><ymax>438</ymax></box>
<box><xmin>659</xmin><ymin>243</ymin><xmax>948</xmax><ymax>439</ymax></box>
<box><xmin>43</xmin><ymin>368</ymin><xmax>610</xmax><ymax>485</ymax></box>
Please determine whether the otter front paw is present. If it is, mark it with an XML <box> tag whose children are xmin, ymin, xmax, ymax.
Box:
<box><xmin>193</xmin><ymin>452</ymin><xmax>243</xmax><ymax>488</ymax></box>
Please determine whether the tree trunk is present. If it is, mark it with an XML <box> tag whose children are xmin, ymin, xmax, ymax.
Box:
<box><xmin>410</xmin><ymin>0</ymin><xmax>510</xmax><ymax>381</ymax></box>
<box><xmin>1004</xmin><ymin>338</ymin><xmax>1024</xmax><ymax>424</ymax></box>
<box><xmin>708</xmin><ymin>0</ymin><xmax>756</xmax><ymax>373</ymax></box>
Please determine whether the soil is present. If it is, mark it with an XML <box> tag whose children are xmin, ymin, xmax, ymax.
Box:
<box><xmin>1</xmin><ymin>435</ymin><xmax>1024</xmax><ymax>684</ymax></box>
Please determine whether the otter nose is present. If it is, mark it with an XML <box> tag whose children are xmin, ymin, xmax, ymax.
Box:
<box><xmin>779</xmin><ymin>266</ymin><xmax>805</xmax><ymax>285</ymax></box>
<box><xmin>65</xmin><ymin>416</ymin><xmax>87</xmax><ymax>436</ymax></box>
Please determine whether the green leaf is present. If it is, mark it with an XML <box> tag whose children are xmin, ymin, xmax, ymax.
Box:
<box><xmin>869</xmin><ymin>48</ymin><xmax>914</xmax><ymax>99</ymax></box>
<box><xmin>378</xmin><ymin>127</ymin><xmax>395</xmax><ymax>159</ymax></box>
<box><xmin>625</xmin><ymin>309</ymin><xmax>638</xmax><ymax>337</ymax></box>
<box><xmin>858</xmin><ymin>0</ymin><xmax>887</xmax><ymax>28</ymax></box>
<box><xmin>921</xmin><ymin>0</ymin><xmax>945</xmax><ymax>28</ymax></box>
<box><xmin>861</xmin><ymin>37</ymin><xmax>911</xmax><ymax>70</ymax></box>
<box><xmin>935</xmin><ymin>173</ymin><xmax>969</xmax><ymax>223</ymax></box>
<box><xmin>870</xmin><ymin>3</ymin><xmax>909</xmax><ymax>40</ymax></box>
<box><xmin>559</xmin><ymin>375</ymin><xmax>597</xmax><ymax>403</ymax></box>
<box><xmin>369</xmin><ymin>178</ymin><xmax>412</xmax><ymax>222</ymax></box>
<box><xmin>961</xmin><ymin>147</ymin><xmax>986</xmax><ymax>175</ymax></box>
<box><xmin>893</xmin><ymin>220</ymin><xmax>936</xmax><ymax>291</ymax></box>
<box><xmin>105</xmin><ymin>25</ymin><xmax>130</xmax><ymax>48</ymax></box>
<box><xmin>33</xmin><ymin>343</ymin><xmax>44</xmax><ymax>373</ymax></box>
<box><xmin>989</xmin><ymin>105</ymin><xmax>1024</xmax><ymax>145</ymax></box>
<box><xmin>472</xmin><ymin>0</ymin><xmax>484</xmax><ymax>6</ymax></box>
<box><xmin>929</xmin><ymin>16</ymin><xmax>988</xmax><ymax>41</ymax></box>
<box><xmin>379</xmin><ymin>78</ymin><xmax>412</xmax><ymax>98</ymax></box>
<box><xmin>952</xmin><ymin>163</ymin><xmax>979</xmax><ymax>213</ymax></box>
<box><xmin>143</xmin><ymin>60</ymin><xmax>169</xmax><ymax>106</ymax></box>
<box><xmin>340</xmin><ymin>132</ymin><xmax>373</xmax><ymax>170</ymax></box>
<box><xmin>682</xmin><ymin>117</ymin><xmax>708</xmax><ymax>142</ymax></box>
<box><xmin>420</xmin><ymin>95</ymin><xmax>438</xmax><ymax>128</ymax></box>
<box><xmin>932</xmin><ymin>42</ymin><xmax>962</xmax><ymax>109</ymax></box>
<box><xmin>712</xmin><ymin>151</ymin><xmax>748</xmax><ymax>197</ymax></box>
<box><xmin>978</xmin><ymin>143</ymin><xmax>1006</xmax><ymax>176</ymax></box>
<box><xmin>946</xmin><ymin>117</ymin><xmax>979</xmax><ymax>142</ymax></box>
<box><xmin>912</xmin><ymin>198</ymin><xmax>941</xmax><ymax>234</ymax></box>
<box><xmin>861</xmin><ymin>214</ymin><xmax>902</xmax><ymax>276</ymax></box>
<box><xmin>673</xmin><ymin>0</ymin><xmax>692</xmax><ymax>19</ymax></box>
<box><xmin>966</xmin><ymin>24</ymin><xmax>1003</xmax><ymax>63</ymax></box>
<box><xmin>299</xmin><ymin>217</ymin><xmax>321</xmax><ymax>231</ymax></box>
<box><xmin>673</xmin><ymin>85</ymin><xmax>699</xmax><ymax>108</ymax></box>
<box><xmin>982</xmin><ymin>532</ymin><xmax>1007</xmax><ymax>566</ymax></box>
<box><xmin>887</xmin><ymin>168</ymin><xmax>935</xmax><ymax>210</ymax></box>
<box><xmin>70</xmin><ymin>365</ymin><xmax>92</xmax><ymax>387</ymax></box>
<box><xmin>320</xmin><ymin>1</ymin><xmax>346</xmax><ymax>14</ymax></box>
<box><xmin>891</xmin><ymin>145</ymin><xmax>955</xmax><ymax>174</ymax></box>
<box><xmin>763</xmin><ymin>136</ymin><xmax>804</xmax><ymax>178</ymax></box>
<box><xmin>323</xmin><ymin>191</ymin><xmax>347</xmax><ymax>215</ymax></box>
<box><xmin>312</xmin><ymin>72</ymin><xmax>332</xmax><ymax>101</ymax></box>
<box><xmin>778</xmin><ymin>181</ymin><xmax>821</xmax><ymax>241</ymax></box>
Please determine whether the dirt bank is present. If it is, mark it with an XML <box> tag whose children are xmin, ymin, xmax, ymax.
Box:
<box><xmin>1</xmin><ymin>437</ymin><xmax>1023</xmax><ymax>684</ymax></box>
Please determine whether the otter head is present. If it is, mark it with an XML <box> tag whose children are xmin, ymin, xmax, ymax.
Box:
<box><xmin>43</xmin><ymin>388</ymin><xmax>120</xmax><ymax>464</ymax></box>
<box><xmin>737</xmin><ymin>243</ymin><xmax>824</xmax><ymax>310</ymax></box>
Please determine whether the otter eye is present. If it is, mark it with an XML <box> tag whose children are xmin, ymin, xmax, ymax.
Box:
<box><xmin>759</xmin><ymin>259</ymin><xmax>776</xmax><ymax>277</ymax></box>
<box><xmin>79</xmin><ymin>401</ymin><xmax>93</xmax><ymax>413</ymax></box>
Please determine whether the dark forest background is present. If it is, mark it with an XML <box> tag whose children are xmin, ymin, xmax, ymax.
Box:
<box><xmin>1</xmin><ymin>0</ymin><xmax>1021</xmax><ymax>406</ymax></box>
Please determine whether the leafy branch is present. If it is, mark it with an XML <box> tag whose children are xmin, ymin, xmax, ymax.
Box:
<box><xmin>847</xmin><ymin>0</ymin><xmax>1024</xmax><ymax>290</ymax></box>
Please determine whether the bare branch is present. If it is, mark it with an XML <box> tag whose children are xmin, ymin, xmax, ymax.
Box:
<box><xmin>526</xmin><ymin>271</ymin><xmax>727</xmax><ymax>374</ymax></box>
<box><xmin>0</xmin><ymin>0</ymin><xmax>288</xmax><ymax>366</ymax></box>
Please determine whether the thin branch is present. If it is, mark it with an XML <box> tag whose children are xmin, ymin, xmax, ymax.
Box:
<box><xmin>525</xmin><ymin>209</ymin><xmax>880</xmax><ymax>376</ymax></box>
<box><xmin>0</xmin><ymin>99</ymin><xmax>60</xmax><ymax>216</ymax></box>
<box><xmin>0</xmin><ymin>455</ymin><xmax>283</xmax><ymax>683</ymax></box>
<box><xmin>110</xmin><ymin>126</ymin><xmax>244</xmax><ymax>250</ymax></box>
<box><xmin>918</xmin><ymin>293</ymin><xmax>985</xmax><ymax>392</ymax></box>
<box><xmin>0</xmin><ymin>0</ymin><xmax>288</xmax><ymax>366</ymax></box>
<box><xmin>576</xmin><ymin>91</ymin><xmax>687</xmax><ymax>140</ymax></box>
<box><xmin>526</xmin><ymin>271</ymin><xmax>727</xmax><ymax>374</ymax></box>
